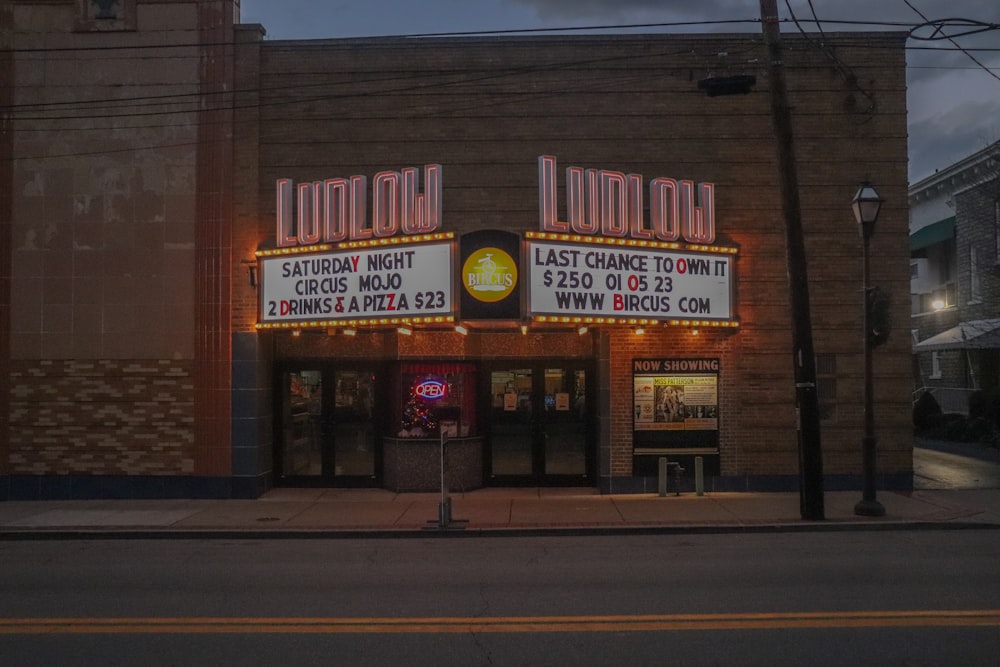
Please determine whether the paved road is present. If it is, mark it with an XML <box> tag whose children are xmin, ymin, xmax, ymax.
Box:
<box><xmin>1</xmin><ymin>531</ymin><xmax>998</xmax><ymax>666</ymax></box>
<box><xmin>914</xmin><ymin>444</ymin><xmax>1000</xmax><ymax>490</ymax></box>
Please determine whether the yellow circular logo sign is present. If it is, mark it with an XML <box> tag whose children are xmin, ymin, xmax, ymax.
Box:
<box><xmin>462</xmin><ymin>247</ymin><xmax>517</xmax><ymax>303</ymax></box>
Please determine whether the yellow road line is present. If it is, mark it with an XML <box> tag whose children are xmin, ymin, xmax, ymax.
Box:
<box><xmin>1</xmin><ymin>610</ymin><xmax>999</xmax><ymax>634</ymax></box>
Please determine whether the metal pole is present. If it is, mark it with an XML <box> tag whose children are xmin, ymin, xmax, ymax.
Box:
<box><xmin>855</xmin><ymin>232</ymin><xmax>886</xmax><ymax>516</ymax></box>
<box><xmin>760</xmin><ymin>0</ymin><xmax>825</xmax><ymax>520</ymax></box>
<box><xmin>438</xmin><ymin>429</ymin><xmax>450</xmax><ymax>527</ymax></box>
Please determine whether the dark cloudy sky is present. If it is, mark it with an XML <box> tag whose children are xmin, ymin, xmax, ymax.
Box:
<box><xmin>240</xmin><ymin>0</ymin><xmax>1000</xmax><ymax>183</ymax></box>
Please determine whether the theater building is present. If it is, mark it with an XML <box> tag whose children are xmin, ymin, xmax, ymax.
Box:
<box><xmin>1</xmin><ymin>0</ymin><xmax>914</xmax><ymax>499</ymax></box>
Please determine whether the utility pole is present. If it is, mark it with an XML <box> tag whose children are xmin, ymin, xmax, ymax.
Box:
<box><xmin>759</xmin><ymin>0</ymin><xmax>825</xmax><ymax>520</ymax></box>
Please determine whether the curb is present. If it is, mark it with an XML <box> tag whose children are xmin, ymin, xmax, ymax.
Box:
<box><xmin>2</xmin><ymin>520</ymin><xmax>998</xmax><ymax>541</ymax></box>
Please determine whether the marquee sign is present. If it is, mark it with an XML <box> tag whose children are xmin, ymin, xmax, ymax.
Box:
<box><xmin>256</xmin><ymin>158</ymin><xmax>738</xmax><ymax>331</ymax></box>
<box><xmin>525</xmin><ymin>238</ymin><xmax>735</xmax><ymax>324</ymax></box>
<box><xmin>256</xmin><ymin>237</ymin><xmax>455</xmax><ymax>329</ymax></box>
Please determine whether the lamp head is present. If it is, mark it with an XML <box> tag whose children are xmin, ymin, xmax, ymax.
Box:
<box><xmin>851</xmin><ymin>182</ymin><xmax>883</xmax><ymax>242</ymax></box>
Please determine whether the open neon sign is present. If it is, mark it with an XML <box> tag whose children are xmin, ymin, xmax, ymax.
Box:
<box><xmin>414</xmin><ymin>379</ymin><xmax>447</xmax><ymax>400</ymax></box>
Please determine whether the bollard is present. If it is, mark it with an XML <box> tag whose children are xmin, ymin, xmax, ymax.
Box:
<box><xmin>695</xmin><ymin>456</ymin><xmax>704</xmax><ymax>496</ymax></box>
<box><xmin>438</xmin><ymin>496</ymin><xmax>452</xmax><ymax>526</ymax></box>
<box><xmin>658</xmin><ymin>457</ymin><xmax>668</xmax><ymax>497</ymax></box>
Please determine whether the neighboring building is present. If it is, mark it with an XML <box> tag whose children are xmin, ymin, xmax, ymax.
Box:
<box><xmin>1</xmin><ymin>0</ymin><xmax>913</xmax><ymax>500</ymax></box>
<box><xmin>910</xmin><ymin>141</ymin><xmax>1000</xmax><ymax>413</ymax></box>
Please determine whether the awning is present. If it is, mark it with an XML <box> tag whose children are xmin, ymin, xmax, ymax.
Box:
<box><xmin>909</xmin><ymin>217</ymin><xmax>955</xmax><ymax>252</ymax></box>
<box><xmin>913</xmin><ymin>318</ymin><xmax>1000</xmax><ymax>352</ymax></box>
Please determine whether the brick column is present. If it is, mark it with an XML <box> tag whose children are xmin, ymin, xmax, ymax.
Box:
<box><xmin>193</xmin><ymin>2</ymin><xmax>236</xmax><ymax>476</ymax></box>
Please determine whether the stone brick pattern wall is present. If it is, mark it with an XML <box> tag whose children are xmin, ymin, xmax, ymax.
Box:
<box><xmin>6</xmin><ymin>1</ymin><xmax>237</xmax><ymax>483</ymax></box>
<box><xmin>955</xmin><ymin>178</ymin><xmax>1000</xmax><ymax>322</ymax></box>
<box><xmin>8</xmin><ymin>360</ymin><xmax>194</xmax><ymax>475</ymax></box>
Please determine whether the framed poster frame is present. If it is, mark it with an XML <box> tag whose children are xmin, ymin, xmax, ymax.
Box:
<box><xmin>632</xmin><ymin>358</ymin><xmax>721</xmax><ymax>476</ymax></box>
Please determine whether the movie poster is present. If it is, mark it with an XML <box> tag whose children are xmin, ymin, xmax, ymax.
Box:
<box><xmin>633</xmin><ymin>359</ymin><xmax>719</xmax><ymax>432</ymax></box>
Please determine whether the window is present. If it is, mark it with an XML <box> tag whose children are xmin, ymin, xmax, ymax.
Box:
<box><xmin>816</xmin><ymin>354</ymin><xmax>837</xmax><ymax>421</ymax></box>
<box><xmin>394</xmin><ymin>363</ymin><xmax>477</xmax><ymax>438</ymax></box>
<box><xmin>930</xmin><ymin>351</ymin><xmax>942</xmax><ymax>379</ymax></box>
<box><xmin>970</xmin><ymin>244</ymin><xmax>981</xmax><ymax>302</ymax></box>
<box><xmin>75</xmin><ymin>0</ymin><xmax>136</xmax><ymax>31</ymax></box>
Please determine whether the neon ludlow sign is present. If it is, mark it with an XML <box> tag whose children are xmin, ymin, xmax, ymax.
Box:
<box><xmin>538</xmin><ymin>155</ymin><xmax>715</xmax><ymax>243</ymax></box>
<box><xmin>276</xmin><ymin>164</ymin><xmax>441</xmax><ymax>247</ymax></box>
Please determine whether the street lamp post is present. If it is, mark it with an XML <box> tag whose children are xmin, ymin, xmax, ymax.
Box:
<box><xmin>852</xmin><ymin>182</ymin><xmax>886</xmax><ymax>517</ymax></box>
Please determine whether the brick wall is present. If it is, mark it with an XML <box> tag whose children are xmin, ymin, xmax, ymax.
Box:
<box><xmin>955</xmin><ymin>179</ymin><xmax>1000</xmax><ymax>321</ymax></box>
<box><xmin>244</xmin><ymin>32</ymin><xmax>913</xmax><ymax>484</ymax></box>
<box><xmin>8</xmin><ymin>359</ymin><xmax>194</xmax><ymax>474</ymax></box>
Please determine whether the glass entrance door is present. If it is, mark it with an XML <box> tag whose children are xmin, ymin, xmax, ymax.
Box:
<box><xmin>485</xmin><ymin>362</ymin><xmax>594</xmax><ymax>485</ymax></box>
<box><xmin>489</xmin><ymin>367</ymin><xmax>534</xmax><ymax>475</ymax></box>
<box><xmin>277</xmin><ymin>365</ymin><xmax>380</xmax><ymax>486</ymax></box>
<box><xmin>330</xmin><ymin>370</ymin><xmax>375</xmax><ymax>477</ymax></box>
<box><xmin>280</xmin><ymin>369</ymin><xmax>324</xmax><ymax>478</ymax></box>
<box><xmin>542</xmin><ymin>367</ymin><xmax>588</xmax><ymax>476</ymax></box>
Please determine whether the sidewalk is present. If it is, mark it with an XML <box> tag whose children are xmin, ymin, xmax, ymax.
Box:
<box><xmin>1</xmin><ymin>487</ymin><xmax>999</xmax><ymax>538</ymax></box>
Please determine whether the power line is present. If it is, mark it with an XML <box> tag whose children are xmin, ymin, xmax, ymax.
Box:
<box><xmin>5</xmin><ymin>45</ymin><xmax>752</xmax><ymax>120</ymax></box>
<box><xmin>3</xmin><ymin>15</ymin><xmax>993</xmax><ymax>154</ymax></box>
<box><xmin>9</xmin><ymin>33</ymin><xmax>984</xmax><ymax>122</ymax></box>
<box><xmin>783</xmin><ymin>0</ymin><xmax>878</xmax><ymax>120</ymax></box>
<box><xmin>7</xmin><ymin>16</ymin><xmax>959</xmax><ymax>56</ymax></box>
<box><xmin>7</xmin><ymin>18</ymin><xmax>764</xmax><ymax>53</ymax></box>
<box><xmin>903</xmin><ymin>0</ymin><xmax>1000</xmax><ymax>84</ymax></box>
